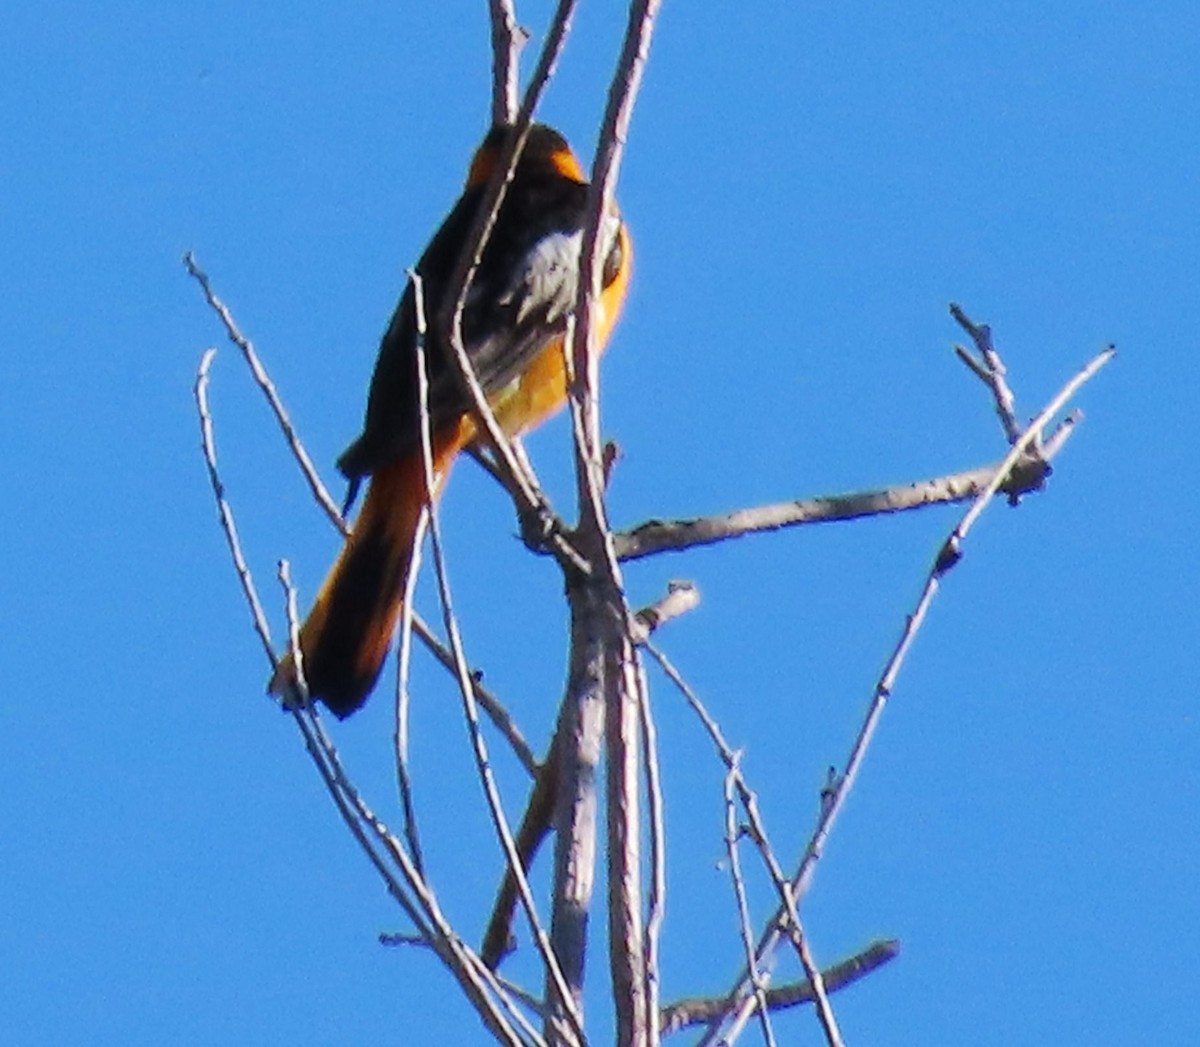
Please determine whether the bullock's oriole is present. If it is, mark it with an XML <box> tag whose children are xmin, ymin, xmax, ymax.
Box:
<box><xmin>270</xmin><ymin>123</ymin><xmax>631</xmax><ymax>718</ymax></box>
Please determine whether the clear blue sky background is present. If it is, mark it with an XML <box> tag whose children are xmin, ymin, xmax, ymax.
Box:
<box><xmin>3</xmin><ymin>2</ymin><xmax>1196</xmax><ymax>1044</ymax></box>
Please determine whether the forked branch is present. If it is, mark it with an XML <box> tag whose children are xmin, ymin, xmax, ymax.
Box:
<box><xmin>702</xmin><ymin>335</ymin><xmax>1114</xmax><ymax>1044</ymax></box>
<box><xmin>659</xmin><ymin>939</ymin><xmax>900</xmax><ymax>1036</ymax></box>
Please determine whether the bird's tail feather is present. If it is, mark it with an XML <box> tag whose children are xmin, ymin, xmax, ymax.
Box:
<box><xmin>269</xmin><ymin>427</ymin><xmax>465</xmax><ymax>718</ymax></box>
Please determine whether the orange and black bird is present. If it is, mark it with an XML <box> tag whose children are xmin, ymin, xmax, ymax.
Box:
<box><xmin>269</xmin><ymin>123</ymin><xmax>632</xmax><ymax>718</ymax></box>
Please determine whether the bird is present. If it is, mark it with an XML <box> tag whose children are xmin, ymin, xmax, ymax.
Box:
<box><xmin>269</xmin><ymin>122</ymin><xmax>632</xmax><ymax>718</ymax></box>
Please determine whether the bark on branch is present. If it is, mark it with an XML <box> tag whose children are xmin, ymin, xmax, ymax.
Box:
<box><xmin>615</xmin><ymin>454</ymin><xmax>1052</xmax><ymax>562</ymax></box>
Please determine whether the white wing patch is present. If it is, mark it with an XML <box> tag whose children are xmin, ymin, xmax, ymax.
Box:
<box><xmin>506</xmin><ymin>211</ymin><xmax>622</xmax><ymax>327</ymax></box>
<box><xmin>511</xmin><ymin>230</ymin><xmax>581</xmax><ymax>325</ymax></box>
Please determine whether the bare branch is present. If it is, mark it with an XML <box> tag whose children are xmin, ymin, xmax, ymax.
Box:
<box><xmin>411</xmin><ymin>613</ymin><xmax>539</xmax><ymax>776</ymax></box>
<box><xmin>393</xmin><ymin>279</ymin><xmax>435</xmax><ymax>878</ymax></box>
<box><xmin>185</xmin><ymin>254</ymin><xmax>350</xmax><ymax>538</ymax></box>
<box><xmin>615</xmin><ymin>455</ymin><xmax>1052</xmax><ymax>563</ymax></box>
<box><xmin>394</xmin><ymin>617</ymin><xmax>428</xmax><ymax>878</ymax></box>
<box><xmin>603</xmin><ymin>631</ymin><xmax>647</xmax><ymax>1047</ymax></box>
<box><xmin>291</xmin><ymin>699</ymin><xmax>543</xmax><ymax>1047</ymax></box>
<box><xmin>487</xmin><ymin>0</ymin><xmax>526</xmax><ymax>125</ymax></box>
<box><xmin>951</xmin><ymin>303</ymin><xmax>1022</xmax><ymax>444</ymax></box>
<box><xmin>196</xmin><ymin>348</ymin><xmax>538</xmax><ymax>1044</ymax></box>
<box><xmin>617</xmin><ymin>310</ymin><xmax>1108</xmax><ymax>564</ymax></box>
<box><xmin>737</xmin><ymin>808</ymin><xmax>843</xmax><ymax>1047</ymax></box>
<box><xmin>709</xmin><ymin>344</ymin><xmax>1115</xmax><ymax>1044</ymax></box>
<box><xmin>481</xmin><ymin>581</ymin><xmax>695</xmax><ymax>978</ymax></box>
<box><xmin>560</xmin><ymin>2</ymin><xmax>662</xmax><ymax>1041</ymax></box>
<box><xmin>188</xmin><ymin>257</ymin><xmax>539</xmax><ymax>775</ymax></box>
<box><xmin>439</xmin><ymin>1</ymin><xmax>591</xmax><ymax>579</ymax></box>
<box><xmin>659</xmin><ymin>939</ymin><xmax>900</xmax><ymax>1036</ymax></box>
<box><xmin>631</xmin><ymin>580</ymin><xmax>700</xmax><ymax>640</ymax></box>
<box><xmin>413</xmin><ymin>269</ymin><xmax>586</xmax><ymax>1044</ymax></box>
<box><xmin>637</xmin><ymin>656</ymin><xmax>666</xmax><ymax>1045</ymax></box>
<box><xmin>644</xmin><ymin>641</ymin><xmax>841</xmax><ymax>1044</ymax></box>
<box><xmin>723</xmin><ymin>763</ymin><xmax>779</xmax><ymax>1047</ymax></box>
<box><xmin>1042</xmin><ymin>408</ymin><xmax>1079</xmax><ymax>458</ymax></box>
<box><xmin>481</xmin><ymin>748</ymin><xmax>559</xmax><ymax>970</ymax></box>
<box><xmin>949</xmin><ymin>348</ymin><xmax>1112</xmax><ymax>542</ymax></box>
<box><xmin>547</xmin><ymin>617</ymin><xmax>606</xmax><ymax>1043</ymax></box>
<box><xmin>277</xmin><ymin>560</ymin><xmax>309</xmax><ymax>700</ymax></box>
<box><xmin>194</xmin><ymin>348</ymin><xmax>278</xmax><ymax>667</ymax></box>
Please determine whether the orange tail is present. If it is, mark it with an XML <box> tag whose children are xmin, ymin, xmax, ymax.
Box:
<box><xmin>270</xmin><ymin>426</ymin><xmax>467</xmax><ymax>718</ymax></box>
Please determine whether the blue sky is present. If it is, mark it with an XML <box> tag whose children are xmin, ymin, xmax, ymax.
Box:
<box><xmin>3</xmin><ymin>2</ymin><xmax>1197</xmax><ymax>1044</ymax></box>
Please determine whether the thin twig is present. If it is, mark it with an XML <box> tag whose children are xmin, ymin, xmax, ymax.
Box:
<box><xmin>185</xmin><ymin>254</ymin><xmax>350</xmax><ymax>538</ymax></box>
<box><xmin>414</xmin><ymin>272</ymin><xmax>586</xmax><ymax>1045</ymax></box>
<box><xmin>496</xmin><ymin>975</ymin><xmax>549</xmax><ymax>1023</ymax></box>
<box><xmin>487</xmin><ymin>0</ymin><xmax>525</xmax><ymax>125</ymax></box>
<box><xmin>1042</xmin><ymin>409</ymin><xmax>1082</xmax><ymax>460</ymax></box>
<box><xmin>709</xmin><ymin>345</ymin><xmax>1115</xmax><ymax>1044</ymax></box>
<box><xmin>950</xmin><ymin>349</ymin><xmax>1112</xmax><ymax>541</ymax></box>
<box><xmin>378</xmin><ymin>931</ymin><xmax>430</xmax><ymax>948</ymax></box>
<box><xmin>393</xmin><ymin>279</ymin><xmax>436</xmax><ymax>878</ymax></box>
<box><xmin>395</xmin><ymin>613</ymin><xmax>427</xmax><ymax>879</ymax></box>
<box><xmin>637</xmin><ymin>656</ymin><xmax>666</xmax><ymax>1047</ymax></box>
<box><xmin>951</xmin><ymin>303</ymin><xmax>1022</xmax><ymax>444</ymax></box>
<box><xmin>644</xmin><ymin>641</ymin><xmax>842</xmax><ymax>1044</ymax></box>
<box><xmin>411</xmin><ymin>612</ymin><xmax>539</xmax><ymax>776</ymax></box>
<box><xmin>277</xmin><ymin>560</ymin><xmax>308</xmax><ymax>697</ymax></box>
<box><xmin>196</xmin><ymin>348</ymin><xmax>538</xmax><ymax>1045</ymax></box>
<box><xmin>194</xmin><ymin>348</ymin><xmax>276</xmax><ymax>664</ymax></box>
<box><xmin>738</xmin><ymin>804</ymin><xmax>843</xmax><ymax>1046</ymax></box>
<box><xmin>439</xmin><ymin>0</ymin><xmax>590</xmax><ymax>579</ymax></box>
<box><xmin>723</xmin><ymin>763</ymin><xmax>779</xmax><ymax>1047</ymax></box>
<box><xmin>187</xmin><ymin>257</ymin><xmax>538</xmax><ymax>775</ymax></box>
<box><xmin>294</xmin><ymin>702</ymin><xmax>543</xmax><ymax>1047</ymax></box>
<box><xmin>279</xmin><ymin>567</ymin><xmax>545</xmax><ymax>1047</ymax></box>
<box><xmin>480</xmin><ymin>744</ymin><xmax>559</xmax><ymax>970</ymax></box>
